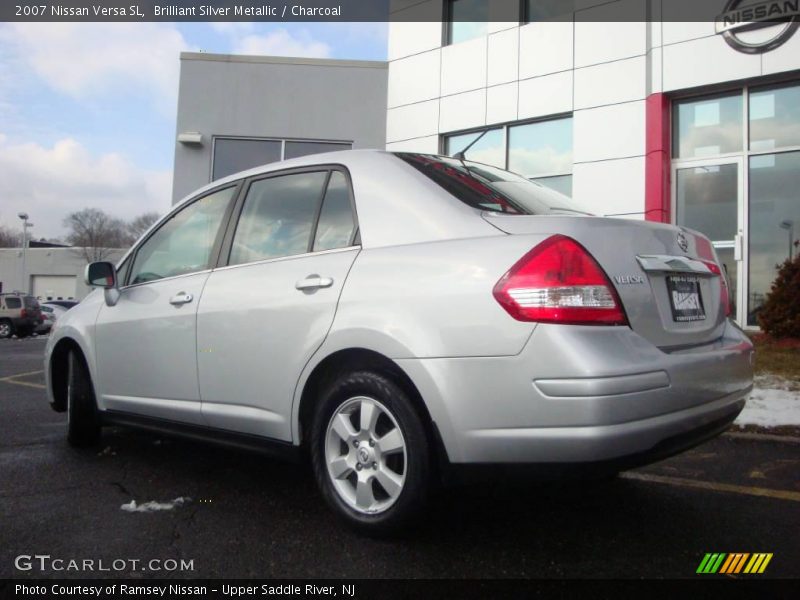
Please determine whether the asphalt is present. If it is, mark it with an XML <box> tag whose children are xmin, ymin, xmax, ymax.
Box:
<box><xmin>1</xmin><ymin>337</ymin><xmax>798</xmax><ymax>579</ymax></box>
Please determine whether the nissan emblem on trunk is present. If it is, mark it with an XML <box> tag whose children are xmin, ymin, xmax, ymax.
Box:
<box><xmin>677</xmin><ymin>232</ymin><xmax>689</xmax><ymax>253</ymax></box>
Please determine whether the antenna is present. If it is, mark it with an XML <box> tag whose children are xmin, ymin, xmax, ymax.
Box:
<box><xmin>452</xmin><ymin>129</ymin><xmax>488</xmax><ymax>161</ymax></box>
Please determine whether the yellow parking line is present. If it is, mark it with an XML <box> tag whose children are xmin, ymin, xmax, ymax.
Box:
<box><xmin>0</xmin><ymin>370</ymin><xmax>46</xmax><ymax>390</ymax></box>
<box><xmin>622</xmin><ymin>472</ymin><xmax>800</xmax><ymax>502</ymax></box>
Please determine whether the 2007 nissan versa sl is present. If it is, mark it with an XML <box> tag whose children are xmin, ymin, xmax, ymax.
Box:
<box><xmin>45</xmin><ymin>150</ymin><xmax>754</xmax><ymax>533</ymax></box>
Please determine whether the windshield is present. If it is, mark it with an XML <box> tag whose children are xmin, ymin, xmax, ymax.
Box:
<box><xmin>395</xmin><ymin>153</ymin><xmax>593</xmax><ymax>216</ymax></box>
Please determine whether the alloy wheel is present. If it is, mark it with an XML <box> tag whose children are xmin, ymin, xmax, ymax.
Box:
<box><xmin>324</xmin><ymin>396</ymin><xmax>407</xmax><ymax>514</ymax></box>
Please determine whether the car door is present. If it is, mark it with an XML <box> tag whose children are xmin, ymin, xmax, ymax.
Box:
<box><xmin>197</xmin><ymin>168</ymin><xmax>360</xmax><ymax>441</ymax></box>
<box><xmin>93</xmin><ymin>184</ymin><xmax>239</xmax><ymax>424</ymax></box>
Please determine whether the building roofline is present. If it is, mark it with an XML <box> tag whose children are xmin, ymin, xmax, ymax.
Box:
<box><xmin>179</xmin><ymin>51</ymin><xmax>387</xmax><ymax>69</ymax></box>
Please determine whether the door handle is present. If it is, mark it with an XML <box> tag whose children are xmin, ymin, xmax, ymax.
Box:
<box><xmin>295</xmin><ymin>275</ymin><xmax>334</xmax><ymax>291</ymax></box>
<box><xmin>169</xmin><ymin>292</ymin><xmax>193</xmax><ymax>306</ymax></box>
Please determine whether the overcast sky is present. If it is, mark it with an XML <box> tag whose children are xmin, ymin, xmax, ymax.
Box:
<box><xmin>0</xmin><ymin>22</ymin><xmax>388</xmax><ymax>239</ymax></box>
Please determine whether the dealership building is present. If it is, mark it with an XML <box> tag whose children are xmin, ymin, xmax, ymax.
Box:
<box><xmin>382</xmin><ymin>1</ymin><xmax>800</xmax><ymax>329</ymax></box>
<box><xmin>168</xmin><ymin>1</ymin><xmax>800</xmax><ymax>330</ymax></box>
<box><xmin>3</xmin><ymin>0</ymin><xmax>798</xmax><ymax>331</ymax></box>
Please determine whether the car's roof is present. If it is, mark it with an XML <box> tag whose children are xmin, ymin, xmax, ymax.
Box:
<box><xmin>149</xmin><ymin>149</ymin><xmax>502</xmax><ymax>254</ymax></box>
<box><xmin>175</xmin><ymin>149</ymin><xmax>396</xmax><ymax>208</ymax></box>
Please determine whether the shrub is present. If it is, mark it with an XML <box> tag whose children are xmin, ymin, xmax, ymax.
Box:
<box><xmin>757</xmin><ymin>252</ymin><xmax>800</xmax><ymax>338</ymax></box>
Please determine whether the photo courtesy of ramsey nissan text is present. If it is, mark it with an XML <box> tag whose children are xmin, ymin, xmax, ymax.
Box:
<box><xmin>0</xmin><ymin>0</ymin><xmax>798</xmax><ymax>597</ymax></box>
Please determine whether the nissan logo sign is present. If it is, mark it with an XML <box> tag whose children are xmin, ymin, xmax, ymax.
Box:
<box><xmin>716</xmin><ymin>0</ymin><xmax>800</xmax><ymax>53</ymax></box>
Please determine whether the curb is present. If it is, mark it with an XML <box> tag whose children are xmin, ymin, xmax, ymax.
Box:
<box><xmin>724</xmin><ymin>431</ymin><xmax>800</xmax><ymax>444</ymax></box>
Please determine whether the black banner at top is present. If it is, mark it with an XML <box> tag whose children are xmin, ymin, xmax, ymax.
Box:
<box><xmin>3</xmin><ymin>0</ymin><xmax>799</xmax><ymax>23</ymax></box>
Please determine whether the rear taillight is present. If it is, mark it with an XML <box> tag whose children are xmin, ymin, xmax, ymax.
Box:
<box><xmin>701</xmin><ymin>260</ymin><xmax>731</xmax><ymax>317</ymax></box>
<box><xmin>20</xmin><ymin>308</ymin><xmax>27</xmax><ymax>319</ymax></box>
<box><xmin>493</xmin><ymin>235</ymin><xmax>628</xmax><ymax>325</ymax></box>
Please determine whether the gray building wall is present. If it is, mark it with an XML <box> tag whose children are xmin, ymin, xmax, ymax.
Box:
<box><xmin>172</xmin><ymin>52</ymin><xmax>388</xmax><ymax>203</ymax></box>
<box><xmin>0</xmin><ymin>248</ymin><xmax>126</xmax><ymax>300</ymax></box>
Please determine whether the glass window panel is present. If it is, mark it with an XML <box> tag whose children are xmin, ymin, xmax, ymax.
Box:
<box><xmin>445</xmin><ymin>128</ymin><xmax>505</xmax><ymax>168</ymax></box>
<box><xmin>313</xmin><ymin>172</ymin><xmax>355</xmax><ymax>252</ymax></box>
<box><xmin>673</xmin><ymin>92</ymin><xmax>743</xmax><ymax>158</ymax></box>
<box><xmin>526</xmin><ymin>0</ymin><xmax>573</xmax><ymax>21</ymax></box>
<box><xmin>212</xmin><ymin>138</ymin><xmax>282</xmax><ymax>181</ymax></box>
<box><xmin>448</xmin><ymin>0</ymin><xmax>488</xmax><ymax>44</ymax></box>
<box><xmin>531</xmin><ymin>174</ymin><xmax>572</xmax><ymax>197</ymax></box>
<box><xmin>130</xmin><ymin>187</ymin><xmax>234</xmax><ymax>285</ymax></box>
<box><xmin>508</xmin><ymin>118</ymin><xmax>573</xmax><ymax>177</ymax></box>
<box><xmin>230</xmin><ymin>171</ymin><xmax>327</xmax><ymax>266</ymax></box>
<box><xmin>747</xmin><ymin>151</ymin><xmax>800</xmax><ymax>326</ymax></box>
<box><xmin>675</xmin><ymin>163</ymin><xmax>738</xmax><ymax>242</ymax></box>
<box><xmin>284</xmin><ymin>141</ymin><xmax>351</xmax><ymax>160</ymax></box>
<box><xmin>749</xmin><ymin>82</ymin><xmax>800</xmax><ymax>151</ymax></box>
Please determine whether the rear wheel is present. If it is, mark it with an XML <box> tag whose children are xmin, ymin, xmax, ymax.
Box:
<box><xmin>0</xmin><ymin>320</ymin><xmax>12</xmax><ymax>339</ymax></box>
<box><xmin>310</xmin><ymin>371</ymin><xmax>431</xmax><ymax>535</ymax></box>
<box><xmin>66</xmin><ymin>350</ymin><xmax>101</xmax><ymax>447</ymax></box>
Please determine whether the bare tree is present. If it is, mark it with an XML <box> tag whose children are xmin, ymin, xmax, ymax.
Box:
<box><xmin>0</xmin><ymin>224</ymin><xmax>21</xmax><ymax>248</ymax></box>
<box><xmin>64</xmin><ymin>208</ymin><xmax>134</xmax><ymax>263</ymax></box>
<box><xmin>127</xmin><ymin>212</ymin><xmax>160</xmax><ymax>242</ymax></box>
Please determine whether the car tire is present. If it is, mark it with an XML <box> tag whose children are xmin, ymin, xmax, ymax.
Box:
<box><xmin>66</xmin><ymin>350</ymin><xmax>101</xmax><ymax>448</ymax></box>
<box><xmin>0</xmin><ymin>319</ymin><xmax>12</xmax><ymax>339</ymax></box>
<box><xmin>310</xmin><ymin>370</ymin><xmax>431</xmax><ymax>536</ymax></box>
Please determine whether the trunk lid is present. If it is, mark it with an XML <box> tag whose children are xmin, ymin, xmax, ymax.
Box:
<box><xmin>483</xmin><ymin>213</ymin><xmax>728</xmax><ymax>349</ymax></box>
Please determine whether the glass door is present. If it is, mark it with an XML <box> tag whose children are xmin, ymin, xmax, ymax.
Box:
<box><xmin>673</xmin><ymin>157</ymin><xmax>745</xmax><ymax>324</ymax></box>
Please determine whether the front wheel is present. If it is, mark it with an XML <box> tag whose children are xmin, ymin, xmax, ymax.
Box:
<box><xmin>66</xmin><ymin>350</ymin><xmax>101</xmax><ymax>447</ymax></box>
<box><xmin>310</xmin><ymin>371</ymin><xmax>432</xmax><ymax>535</ymax></box>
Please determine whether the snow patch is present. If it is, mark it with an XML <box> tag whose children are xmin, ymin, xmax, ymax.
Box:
<box><xmin>120</xmin><ymin>497</ymin><xmax>191</xmax><ymax>513</ymax></box>
<box><xmin>736</xmin><ymin>375</ymin><xmax>800</xmax><ymax>428</ymax></box>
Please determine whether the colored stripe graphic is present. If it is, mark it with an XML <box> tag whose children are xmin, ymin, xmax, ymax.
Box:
<box><xmin>697</xmin><ymin>553</ymin><xmax>727</xmax><ymax>573</ymax></box>
<box><xmin>698</xmin><ymin>553</ymin><xmax>773</xmax><ymax>574</ymax></box>
<box><xmin>721</xmin><ymin>553</ymin><xmax>750</xmax><ymax>574</ymax></box>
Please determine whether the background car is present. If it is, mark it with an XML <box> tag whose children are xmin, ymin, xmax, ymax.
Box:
<box><xmin>36</xmin><ymin>305</ymin><xmax>58</xmax><ymax>335</ymax></box>
<box><xmin>41</xmin><ymin>302</ymin><xmax>71</xmax><ymax>318</ymax></box>
<box><xmin>0</xmin><ymin>293</ymin><xmax>43</xmax><ymax>339</ymax></box>
<box><xmin>42</xmin><ymin>300</ymin><xmax>78</xmax><ymax>310</ymax></box>
<box><xmin>45</xmin><ymin>150</ymin><xmax>754</xmax><ymax>534</ymax></box>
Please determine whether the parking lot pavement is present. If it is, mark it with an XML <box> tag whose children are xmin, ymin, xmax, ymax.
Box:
<box><xmin>1</xmin><ymin>337</ymin><xmax>798</xmax><ymax>579</ymax></box>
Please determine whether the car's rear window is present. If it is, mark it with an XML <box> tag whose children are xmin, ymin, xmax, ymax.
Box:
<box><xmin>23</xmin><ymin>296</ymin><xmax>39</xmax><ymax>309</ymax></box>
<box><xmin>395</xmin><ymin>153</ymin><xmax>593</xmax><ymax>216</ymax></box>
<box><xmin>4</xmin><ymin>297</ymin><xmax>21</xmax><ymax>309</ymax></box>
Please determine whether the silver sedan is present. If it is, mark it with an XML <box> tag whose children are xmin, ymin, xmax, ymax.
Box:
<box><xmin>44</xmin><ymin>150</ymin><xmax>753</xmax><ymax>534</ymax></box>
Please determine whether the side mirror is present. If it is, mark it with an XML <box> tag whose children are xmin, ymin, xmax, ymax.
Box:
<box><xmin>85</xmin><ymin>262</ymin><xmax>117</xmax><ymax>288</ymax></box>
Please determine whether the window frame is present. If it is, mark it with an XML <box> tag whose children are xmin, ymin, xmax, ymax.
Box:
<box><xmin>216</xmin><ymin>164</ymin><xmax>360</xmax><ymax>270</ymax></box>
<box><xmin>210</xmin><ymin>135</ymin><xmax>354</xmax><ymax>182</ymax></box>
<box><xmin>441</xmin><ymin>114</ymin><xmax>574</xmax><ymax>184</ymax></box>
<box><xmin>122</xmin><ymin>181</ymin><xmax>243</xmax><ymax>289</ymax></box>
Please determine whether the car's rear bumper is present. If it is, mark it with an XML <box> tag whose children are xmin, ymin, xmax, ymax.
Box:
<box><xmin>397</xmin><ymin>320</ymin><xmax>754</xmax><ymax>465</ymax></box>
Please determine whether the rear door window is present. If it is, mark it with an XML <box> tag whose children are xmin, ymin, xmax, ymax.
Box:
<box><xmin>229</xmin><ymin>171</ymin><xmax>328</xmax><ymax>266</ymax></box>
<box><xmin>313</xmin><ymin>171</ymin><xmax>356</xmax><ymax>252</ymax></box>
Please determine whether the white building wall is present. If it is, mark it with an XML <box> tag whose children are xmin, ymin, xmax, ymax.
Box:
<box><xmin>386</xmin><ymin>1</ymin><xmax>800</xmax><ymax>219</ymax></box>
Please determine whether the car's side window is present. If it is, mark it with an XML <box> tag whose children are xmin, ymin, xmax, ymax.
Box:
<box><xmin>129</xmin><ymin>186</ymin><xmax>235</xmax><ymax>285</ymax></box>
<box><xmin>229</xmin><ymin>171</ymin><xmax>328</xmax><ymax>266</ymax></box>
<box><xmin>116</xmin><ymin>256</ymin><xmax>131</xmax><ymax>287</ymax></box>
<box><xmin>313</xmin><ymin>171</ymin><xmax>356</xmax><ymax>252</ymax></box>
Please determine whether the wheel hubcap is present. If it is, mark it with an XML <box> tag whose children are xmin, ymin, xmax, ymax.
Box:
<box><xmin>0</xmin><ymin>323</ymin><xmax>9</xmax><ymax>336</ymax></box>
<box><xmin>324</xmin><ymin>396</ymin><xmax>407</xmax><ymax>514</ymax></box>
